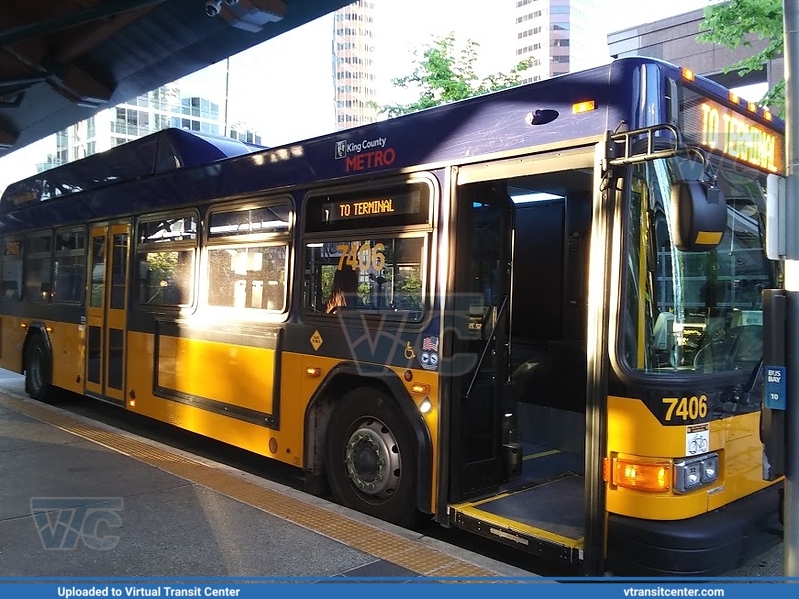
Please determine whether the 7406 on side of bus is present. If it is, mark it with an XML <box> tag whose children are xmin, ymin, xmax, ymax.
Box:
<box><xmin>0</xmin><ymin>57</ymin><xmax>785</xmax><ymax>576</ymax></box>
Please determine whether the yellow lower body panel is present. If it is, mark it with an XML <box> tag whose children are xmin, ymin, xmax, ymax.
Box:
<box><xmin>0</xmin><ymin>316</ymin><xmax>84</xmax><ymax>395</ymax></box>
<box><xmin>126</xmin><ymin>331</ymin><xmax>302</xmax><ymax>466</ymax></box>
<box><xmin>125</xmin><ymin>330</ymin><xmax>440</xmax><ymax>516</ymax></box>
<box><xmin>157</xmin><ymin>335</ymin><xmax>276</xmax><ymax>414</ymax></box>
<box><xmin>48</xmin><ymin>321</ymin><xmax>85</xmax><ymax>394</ymax></box>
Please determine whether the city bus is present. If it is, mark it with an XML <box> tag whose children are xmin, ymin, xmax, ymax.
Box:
<box><xmin>0</xmin><ymin>56</ymin><xmax>785</xmax><ymax>576</ymax></box>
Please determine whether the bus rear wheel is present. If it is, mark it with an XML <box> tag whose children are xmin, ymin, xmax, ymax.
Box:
<box><xmin>325</xmin><ymin>387</ymin><xmax>419</xmax><ymax>528</ymax></box>
<box><xmin>25</xmin><ymin>335</ymin><xmax>52</xmax><ymax>402</ymax></box>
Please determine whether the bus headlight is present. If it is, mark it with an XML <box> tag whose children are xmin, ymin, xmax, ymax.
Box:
<box><xmin>673</xmin><ymin>452</ymin><xmax>719</xmax><ymax>493</ymax></box>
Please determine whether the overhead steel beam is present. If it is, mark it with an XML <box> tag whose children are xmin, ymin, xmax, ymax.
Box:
<box><xmin>3</xmin><ymin>45</ymin><xmax>114</xmax><ymax>108</ymax></box>
<box><xmin>54</xmin><ymin>4</ymin><xmax>161</xmax><ymax>63</ymax></box>
<box><xmin>0</xmin><ymin>0</ymin><xmax>167</xmax><ymax>49</ymax></box>
<box><xmin>48</xmin><ymin>65</ymin><xmax>114</xmax><ymax>108</ymax></box>
<box><xmin>0</xmin><ymin>76</ymin><xmax>46</xmax><ymax>89</ymax></box>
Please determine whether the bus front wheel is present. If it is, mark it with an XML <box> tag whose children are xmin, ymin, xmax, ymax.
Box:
<box><xmin>25</xmin><ymin>335</ymin><xmax>52</xmax><ymax>401</ymax></box>
<box><xmin>325</xmin><ymin>387</ymin><xmax>419</xmax><ymax>527</ymax></box>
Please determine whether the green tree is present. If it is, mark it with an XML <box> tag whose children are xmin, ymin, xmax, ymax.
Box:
<box><xmin>377</xmin><ymin>32</ymin><xmax>534</xmax><ymax>118</ymax></box>
<box><xmin>698</xmin><ymin>0</ymin><xmax>784</xmax><ymax>112</ymax></box>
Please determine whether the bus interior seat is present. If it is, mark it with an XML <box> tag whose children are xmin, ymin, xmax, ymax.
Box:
<box><xmin>652</xmin><ymin>312</ymin><xmax>675</xmax><ymax>351</ymax></box>
<box><xmin>2</xmin><ymin>280</ymin><xmax>19</xmax><ymax>300</ymax></box>
<box><xmin>730</xmin><ymin>324</ymin><xmax>763</xmax><ymax>365</ymax></box>
<box><xmin>54</xmin><ymin>267</ymin><xmax>82</xmax><ymax>302</ymax></box>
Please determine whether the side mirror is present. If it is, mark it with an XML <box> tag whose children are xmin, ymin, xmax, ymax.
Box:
<box><xmin>670</xmin><ymin>181</ymin><xmax>727</xmax><ymax>252</ymax></box>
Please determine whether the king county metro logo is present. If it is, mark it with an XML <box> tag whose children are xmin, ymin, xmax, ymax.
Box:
<box><xmin>334</xmin><ymin>136</ymin><xmax>388</xmax><ymax>160</ymax></box>
<box><xmin>335</xmin><ymin>139</ymin><xmax>348</xmax><ymax>160</ymax></box>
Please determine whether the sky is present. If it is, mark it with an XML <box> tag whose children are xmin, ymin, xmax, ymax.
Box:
<box><xmin>217</xmin><ymin>0</ymin><xmax>722</xmax><ymax>146</ymax></box>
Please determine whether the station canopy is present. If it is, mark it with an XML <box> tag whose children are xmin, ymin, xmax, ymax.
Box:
<box><xmin>0</xmin><ymin>0</ymin><xmax>352</xmax><ymax>157</ymax></box>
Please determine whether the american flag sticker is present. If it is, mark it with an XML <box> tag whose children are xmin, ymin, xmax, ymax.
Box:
<box><xmin>422</xmin><ymin>336</ymin><xmax>439</xmax><ymax>352</ymax></box>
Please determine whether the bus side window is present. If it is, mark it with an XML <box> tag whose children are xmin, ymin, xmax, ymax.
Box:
<box><xmin>24</xmin><ymin>233</ymin><xmax>52</xmax><ymax>302</ymax></box>
<box><xmin>137</xmin><ymin>249</ymin><xmax>195</xmax><ymax>306</ymax></box>
<box><xmin>303</xmin><ymin>237</ymin><xmax>425</xmax><ymax>319</ymax></box>
<box><xmin>135</xmin><ymin>214</ymin><xmax>198</xmax><ymax>308</ymax></box>
<box><xmin>2</xmin><ymin>238</ymin><xmax>23</xmax><ymax>301</ymax></box>
<box><xmin>207</xmin><ymin>245</ymin><xmax>287</xmax><ymax>311</ymax></box>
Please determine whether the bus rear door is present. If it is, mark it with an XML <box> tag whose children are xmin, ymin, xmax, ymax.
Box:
<box><xmin>85</xmin><ymin>223</ymin><xmax>130</xmax><ymax>404</ymax></box>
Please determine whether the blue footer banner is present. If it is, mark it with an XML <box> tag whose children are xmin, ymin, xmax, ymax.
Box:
<box><xmin>0</xmin><ymin>579</ymin><xmax>798</xmax><ymax>598</ymax></box>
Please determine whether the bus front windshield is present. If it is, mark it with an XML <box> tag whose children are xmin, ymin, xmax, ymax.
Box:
<box><xmin>621</xmin><ymin>154</ymin><xmax>778</xmax><ymax>376</ymax></box>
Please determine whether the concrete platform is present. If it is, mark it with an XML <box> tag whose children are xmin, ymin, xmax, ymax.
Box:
<box><xmin>0</xmin><ymin>369</ymin><xmax>534</xmax><ymax>581</ymax></box>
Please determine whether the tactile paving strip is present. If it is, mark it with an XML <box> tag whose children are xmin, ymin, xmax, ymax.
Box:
<box><xmin>1</xmin><ymin>393</ymin><xmax>503</xmax><ymax>579</ymax></box>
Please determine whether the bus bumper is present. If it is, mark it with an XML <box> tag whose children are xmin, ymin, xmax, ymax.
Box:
<box><xmin>606</xmin><ymin>483</ymin><xmax>783</xmax><ymax>576</ymax></box>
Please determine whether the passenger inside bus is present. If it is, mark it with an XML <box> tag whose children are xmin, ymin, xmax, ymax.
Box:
<box><xmin>325</xmin><ymin>266</ymin><xmax>359</xmax><ymax>314</ymax></box>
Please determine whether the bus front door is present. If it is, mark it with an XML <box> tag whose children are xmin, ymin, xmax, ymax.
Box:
<box><xmin>445</xmin><ymin>150</ymin><xmax>600</xmax><ymax>570</ymax></box>
<box><xmin>85</xmin><ymin>224</ymin><xmax>130</xmax><ymax>404</ymax></box>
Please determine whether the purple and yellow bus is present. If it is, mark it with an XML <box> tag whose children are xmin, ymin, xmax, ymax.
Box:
<box><xmin>0</xmin><ymin>56</ymin><xmax>784</xmax><ymax>575</ymax></box>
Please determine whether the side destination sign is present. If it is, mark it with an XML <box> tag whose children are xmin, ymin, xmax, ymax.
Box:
<box><xmin>681</xmin><ymin>91</ymin><xmax>785</xmax><ymax>173</ymax></box>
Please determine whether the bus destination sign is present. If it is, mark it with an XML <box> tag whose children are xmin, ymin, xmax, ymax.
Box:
<box><xmin>308</xmin><ymin>183</ymin><xmax>429</xmax><ymax>233</ymax></box>
<box><xmin>330</xmin><ymin>198</ymin><xmax>396</xmax><ymax>220</ymax></box>
<box><xmin>324</xmin><ymin>195</ymin><xmax>418</xmax><ymax>222</ymax></box>
<box><xmin>681</xmin><ymin>94</ymin><xmax>784</xmax><ymax>173</ymax></box>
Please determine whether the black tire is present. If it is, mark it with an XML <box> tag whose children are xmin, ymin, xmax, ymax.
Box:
<box><xmin>325</xmin><ymin>386</ymin><xmax>420</xmax><ymax>527</ymax></box>
<box><xmin>25</xmin><ymin>335</ymin><xmax>52</xmax><ymax>401</ymax></box>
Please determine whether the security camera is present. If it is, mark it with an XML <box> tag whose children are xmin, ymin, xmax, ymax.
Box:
<box><xmin>205</xmin><ymin>0</ymin><xmax>222</xmax><ymax>17</ymax></box>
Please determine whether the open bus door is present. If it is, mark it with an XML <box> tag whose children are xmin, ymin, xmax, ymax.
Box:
<box><xmin>446</xmin><ymin>180</ymin><xmax>514</xmax><ymax>500</ymax></box>
<box><xmin>444</xmin><ymin>148</ymin><xmax>609</xmax><ymax>575</ymax></box>
<box><xmin>85</xmin><ymin>223</ymin><xmax>131</xmax><ymax>405</ymax></box>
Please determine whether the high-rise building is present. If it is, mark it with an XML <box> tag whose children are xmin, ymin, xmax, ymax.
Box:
<box><xmin>513</xmin><ymin>0</ymin><xmax>609</xmax><ymax>83</ymax></box>
<box><xmin>54</xmin><ymin>86</ymin><xmax>200</xmax><ymax>161</ymax></box>
<box><xmin>52</xmin><ymin>84</ymin><xmax>262</xmax><ymax>168</ymax></box>
<box><xmin>332</xmin><ymin>0</ymin><xmax>378</xmax><ymax>130</ymax></box>
<box><xmin>229</xmin><ymin>121</ymin><xmax>263</xmax><ymax>146</ymax></box>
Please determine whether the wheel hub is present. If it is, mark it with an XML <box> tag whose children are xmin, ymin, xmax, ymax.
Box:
<box><xmin>344</xmin><ymin>418</ymin><xmax>401</xmax><ymax>499</ymax></box>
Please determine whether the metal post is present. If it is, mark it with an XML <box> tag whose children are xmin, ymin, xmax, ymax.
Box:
<box><xmin>224</xmin><ymin>57</ymin><xmax>231</xmax><ymax>139</ymax></box>
<box><xmin>782</xmin><ymin>0</ymin><xmax>799</xmax><ymax>578</ymax></box>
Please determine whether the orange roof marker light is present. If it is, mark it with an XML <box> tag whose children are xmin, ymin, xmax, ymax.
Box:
<box><xmin>681</xmin><ymin>67</ymin><xmax>695</xmax><ymax>82</ymax></box>
<box><xmin>729</xmin><ymin>92</ymin><xmax>740</xmax><ymax>104</ymax></box>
